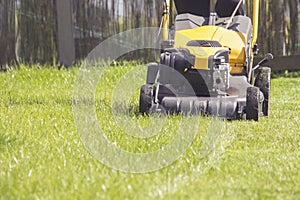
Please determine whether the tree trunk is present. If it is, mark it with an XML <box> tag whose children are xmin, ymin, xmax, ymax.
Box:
<box><xmin>0</xmin><ymin>0</ymin><xmax>16</xmax><ymax>68</ymax></box>
<box><xmin>272</xmin><ymin>0</ymin><xmax>285</xmax><ymax>56</ymax></box>
<box><xmin>287</xmin><ymin>0</ymin><xmax>299</xmax><ymax>54</ymax></box>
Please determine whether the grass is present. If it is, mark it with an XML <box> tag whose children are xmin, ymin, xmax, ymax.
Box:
<box><xmin>0</xmin><ymin>64</ymin><xmax>300</xmax><ymax>199</ymax></box>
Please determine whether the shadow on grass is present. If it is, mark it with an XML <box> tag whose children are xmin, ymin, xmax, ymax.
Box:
<box><xmin>112</xmin><ymin>102</ymin><xmax>144</xmax><ymax>118</ymax></box>
<box><xmin>0</xmin><ymin>133</ymin><xmax>18</xmax><ymax>151</ymax></box>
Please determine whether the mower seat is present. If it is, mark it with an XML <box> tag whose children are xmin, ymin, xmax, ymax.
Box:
<box><xmin>175</xmin><ymin>13</ymin><xmax>252</xmax><ymax>38</ymax></box>
<box><xmin>215</xmin><ymin>16</ymin><xmax>252</xmax><ymax>41</ymax></box>
<box><xmin>175</xmin><ymin>13</ymin><xmax>209</xmax><ymax>31</ymax></box>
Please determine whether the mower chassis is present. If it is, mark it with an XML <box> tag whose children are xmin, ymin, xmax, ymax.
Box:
<box><xmin>140</xmin><ymin>63</ymin><xmax>270</xmax><ymax>121</ymax></box>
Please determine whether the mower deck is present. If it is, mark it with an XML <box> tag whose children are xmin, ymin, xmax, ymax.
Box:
<box><xmin>160</xmin><ymin>96</ymin><xmax>245</xmax><ymax>119</ymax></box>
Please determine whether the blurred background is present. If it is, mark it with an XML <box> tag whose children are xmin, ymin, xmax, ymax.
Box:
<box><xmin>0</xmin><ymin>0</ymin><xmax>299</xmax><ymax>68</ymax></box>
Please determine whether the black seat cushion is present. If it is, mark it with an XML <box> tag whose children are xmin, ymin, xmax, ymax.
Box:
<box><xmin>215</xmin><ymin>0</ymin><xmax>244</xmax><ymax>17</ymax></box>
<box><xmin>174</xmin><ymin>0</ymin><xmax>210</xmax><ymax>17</ymax></box>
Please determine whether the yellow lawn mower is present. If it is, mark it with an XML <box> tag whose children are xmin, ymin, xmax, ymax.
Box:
<box><xmin>139</xmin><ymin>0</ymin><xmax>273</xmax><ymax>121</ymax></box>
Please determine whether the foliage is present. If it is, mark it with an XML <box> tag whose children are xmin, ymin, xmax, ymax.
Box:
<box><xmin>0</xmin><ymin>64</ymin><xmax>299</xmax><ymax>199</ymax></box>
<box><xmin>272</xmin><ymin>70</ymin><xmax>300</xmax><ymax>78</ymax></box>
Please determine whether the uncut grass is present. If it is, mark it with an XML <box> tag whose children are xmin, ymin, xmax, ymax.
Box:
<box><xmin>0</xmin><ymin>64</ymin><xmax>299</xmax><ymax>199</ymax></box>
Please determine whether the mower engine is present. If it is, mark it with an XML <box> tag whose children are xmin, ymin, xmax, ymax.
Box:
<box><xmin>160</xmin><ymin>47</ymin><xmax>230</xmax><ymax>95</ymax></box>
<box><xmin>211</xmin><ymin>54</ymin><xmax>230</xmax><ymax>92</ymax></box>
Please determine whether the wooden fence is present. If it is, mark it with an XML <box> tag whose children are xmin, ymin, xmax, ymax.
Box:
<box><xmin>254</xmin><ymin>56</ymin><xmax>300</xmax><ymax>72</ymax></box>
<box><xmin>0</xmin><ymin>0</ymin><xmax>299</xmax><ymax>69</ymax></box>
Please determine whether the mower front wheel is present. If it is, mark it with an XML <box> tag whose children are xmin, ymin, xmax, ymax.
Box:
<box><xmin>255</xmin><ymin>67</ymin><xmax>271</xmax><ymax>116</ymax></box>
<box><xmin>246</xmin><ymin>86</ymin><xmax>263</xmax><ymax>121</ymax></box>
<box><xmin>139</xmin><ymin>84</ymin><xmax>154</xmax><ymax>114</ymax></box>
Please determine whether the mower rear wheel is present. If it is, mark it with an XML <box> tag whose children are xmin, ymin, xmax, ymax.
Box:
<box><xmin>254</xmin><ymin>67</ymin><xmax>271</xmax><ymax>116</ymax></box>
<box><xmin>139</xmin><ymin>84</ymin><xmax>154</xmax><ymax>114</ymax></box>
<box><xmin>246</xmin><ymin>86</ymin><xmax>262</xmax><ymax>121</ymax></box>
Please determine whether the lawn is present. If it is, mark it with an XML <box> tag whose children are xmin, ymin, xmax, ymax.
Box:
<box><xmin>0</xmin><ymin>64</ymin><xmax>299</xmax><ymax>199</ymax></box>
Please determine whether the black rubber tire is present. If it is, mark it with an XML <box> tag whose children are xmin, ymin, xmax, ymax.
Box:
<box><xmin>254</xmin><ymin>67</ymin><xmax>271</xmax><ymax>116</ymax></box>
<box><xmin>139</xmin><ymin>84</ymin><xmax>154</xmax><ymax>114</ymax></box>
<box><xmin>246</xmin><ymin>86</ymin><xmax>262</xmax><ymax>121</ymax></box>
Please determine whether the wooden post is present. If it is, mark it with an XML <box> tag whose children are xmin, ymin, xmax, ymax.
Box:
<box><xmin>56</xmin><ymin>0</ymin><xmax>75</xmax><ymax>67</ymax></box>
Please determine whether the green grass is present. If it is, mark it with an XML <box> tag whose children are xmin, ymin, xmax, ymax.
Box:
<box><xmin>0</xmin><ymin>64</ymin><xmax>299</xmax><ymax>199</ymax></box>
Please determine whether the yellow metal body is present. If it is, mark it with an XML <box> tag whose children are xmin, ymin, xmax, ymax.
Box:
<box><xmin>163</xmin><ymin>0</ymin><xmax>170</xmax><ymax>40</ymax></box>
<box><xmin>175</xmin><ymin>26</ymin><xmax>247</xmax><ymax>74</ymax></box>
<box><xmin>161</xmin><ymin>0</ymin><xmax>260</xmax><ymax>75</ymax></box>
<box><xmin>252</xmin><ymin>0</ymin><xmax>259</xmax><ymax>48</ymax></box>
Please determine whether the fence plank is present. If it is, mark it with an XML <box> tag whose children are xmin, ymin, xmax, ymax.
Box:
<box><xmin>56</xmin><ymin>0</ymin><xmax>75</xmax><ymax>67</ymax></box>
<box><xmin>254</xmin><ymin>55</ymin><xmax>300</xmax><ymax>72</ymax></box>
